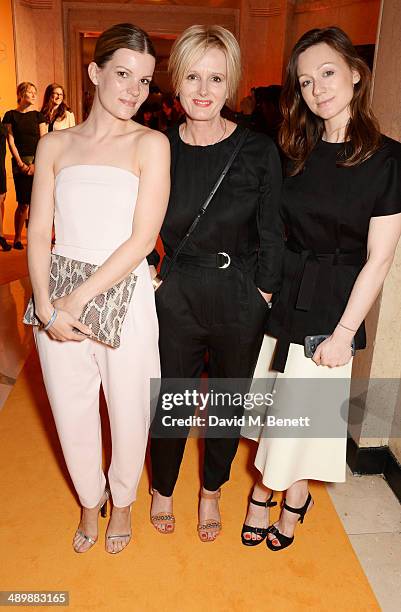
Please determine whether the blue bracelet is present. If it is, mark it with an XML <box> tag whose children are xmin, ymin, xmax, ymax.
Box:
<box><xmin>43</xmin><ymin>308</ymin><xmax>57</xmax><ymax>331</ymax></box>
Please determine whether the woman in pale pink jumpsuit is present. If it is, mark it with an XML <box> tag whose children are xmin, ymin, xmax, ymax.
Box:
<box><xmin>27</xmin><ymin>23</ymin><xmax>170</xmax><ymax>554</ymax></box>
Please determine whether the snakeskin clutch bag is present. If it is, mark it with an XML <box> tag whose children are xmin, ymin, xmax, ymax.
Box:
<box><xmin>23</xmin><ymin>253</ymin><xmax>137</xmax><ymax>348</ymax></box>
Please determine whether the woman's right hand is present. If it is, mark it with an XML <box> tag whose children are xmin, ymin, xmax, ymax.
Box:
<box><xmin>149</xmin><ymin>265</ymin><xmax>163</xmax><ymax>291</ymax></box>
<box><xmin>152</xmin><ymin>275</ymin><xmax>163</xmax><ymax>291</ymax></box>
<box><xmin>38</xmin><ymin>307</ymin><xmax>90</xmax><ymax>342</ymax></box>
<box><xmin>19</xmin><ymin>162</ymin><xmax>29</xmax><ymax>174</ymax></box>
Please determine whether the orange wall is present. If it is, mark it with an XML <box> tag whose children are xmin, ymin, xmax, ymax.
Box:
<box><xmin>290</xmin><ymin>0</ymin><xmax>381</xmax><ymax>50</ymax></box>
<box><xmin>0</xmin><ymin>0</ymin><xmax>17</xmax><ymax>236</ymax></box>
<box><xmin>242</xmin><ymin>0</ymin><xmax>381</xmax><ymax>94</ymax></box>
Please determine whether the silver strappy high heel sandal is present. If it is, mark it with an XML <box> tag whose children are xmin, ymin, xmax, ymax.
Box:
<box><xmin>105</xmin><ymin>506</ymin><xmax>132</xmax><ymax>554</ymax></box>
<box><xmin>73</xmin><ymin>488</ymin><xmax>109</xmax><ymax>553</ymax></box>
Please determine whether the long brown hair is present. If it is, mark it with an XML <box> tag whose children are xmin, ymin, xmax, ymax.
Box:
<box><xmin>41</xmin><ymin>83</ymin><xmax>71</xmax><ymax>123</ymax></box>
<box><xmin>279</xmin><ymin>27</ymin><xmax>381</xmax><ymax>175</ymax></box>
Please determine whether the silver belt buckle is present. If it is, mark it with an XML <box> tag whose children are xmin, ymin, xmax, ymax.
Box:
<box><xmin>218</xmin><ymin>252</ymin><xmax>231</xmax><ymax>269</ymax></box>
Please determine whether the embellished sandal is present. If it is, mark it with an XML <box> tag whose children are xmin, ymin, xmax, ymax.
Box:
<box><xmin>266</xmin><ymin>492</ymin><xmax>313</xmax><ymax>552</ymax></box>
<box><xmin>106</xmin><ymin>506</ymin><xmax>132</xmax><ymax>554</ymax></box>
<box><xmin>197</xmin><ymin>488</ymin><xmax>222</xmax><ymax>542</ymax></box>
<box><xmin>150</xmin><ymin>489</ymin><xmax>175</xmax><ymax>534</ymax></box>
<box><xmin>73</xmin><ymin>488</ymin><xmax>109</xmax><ymax>553</ymax></box>
<box><xmin>241</xmin><ymin>492</ymin><xmax>277</xmax><ymax>546</ymax></box>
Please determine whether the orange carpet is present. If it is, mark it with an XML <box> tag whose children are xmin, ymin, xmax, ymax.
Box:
<box><xmin>0</xmin><ymin>350</ymin><xmax>379</xmax><ymax>612</ymax></box>
<box><xmin>0</xmin><ymin>238</ymin><xmax>28</xmax><ymax>285</ymax></box>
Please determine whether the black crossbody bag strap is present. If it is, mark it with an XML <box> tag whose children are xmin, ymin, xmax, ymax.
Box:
<box><xmin>160</xmin><ymin>128</ymin><xmax>249</xmax><ymax>280</ymax></box>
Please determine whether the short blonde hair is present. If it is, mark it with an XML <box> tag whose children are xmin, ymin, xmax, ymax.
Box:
<box><xmin>17</xmin><ymin>82</ymin><xmax>36</xmax><ymax>103</ymax></box>
<box><xmin>168</xmin><ymin>25</ymin><xmax>241</xmax><ymax>107</ymax></box>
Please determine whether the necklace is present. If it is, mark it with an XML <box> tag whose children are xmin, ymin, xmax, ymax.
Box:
<box><xmin>182</xmin><ymin>117</ymin><xmax>227</xmax><ymax>145</ymax></box>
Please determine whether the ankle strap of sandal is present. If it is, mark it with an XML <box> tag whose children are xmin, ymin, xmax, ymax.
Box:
<box><xmin>201</xmin><ymin>488</ymin><xmax>221</xmax><ymax>500</ymax></box>
<box><xmin>250</xmin><ymin>492</ymin><xmax>277</xmax><ymax>508</ymax></box>
<box><xmin>283</xmin><ymin>492</ymin><xmax>311</xmax><ymax>515</ymax></box>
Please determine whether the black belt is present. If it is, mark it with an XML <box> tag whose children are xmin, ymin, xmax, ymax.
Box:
<box><xmin>164</xmin><ymin>251</ymin><xmax>258</xmax><ymax>272</ymax></box>
<box><xmin>286</xmin><ymin>239</ymin><xmax>366</xmax><ymax>311</ymax></box>
<box><xmin>272</xmin><ymin>240</ymin><xmax>366</xmax><ymax>372</ymax></box>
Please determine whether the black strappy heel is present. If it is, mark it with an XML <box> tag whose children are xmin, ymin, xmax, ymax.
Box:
<box><xmin>241</xmin><ymin>492</ymin><xmax>277</xmax><ymax>547</ymax></box>
<box><xmin>266</xmin><ymin>492</ymin><xmax>313</xmax><ymax>551</ymax></box>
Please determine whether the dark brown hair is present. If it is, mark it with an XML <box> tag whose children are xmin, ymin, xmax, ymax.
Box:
<box><xmin>279</xmin><ymin>27</ymin><xmax>381</xmax><ymax>175</ymax></box>
<box><xmin>41</xmin><ymin>83</ymin><xmax>71</xmax><ymax>123</ymax></box>
<box><xmin>94</xmin><ymin>23</ymin><xmax>156</xmax><ymax>68</ymax></box>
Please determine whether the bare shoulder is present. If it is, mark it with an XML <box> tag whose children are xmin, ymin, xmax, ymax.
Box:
<box><xmin>40</xmin><ymin>127</ymin><xmax>76</xmax><ymax>146</ymax></box>
<box><xmin>133</xmin><ymin>126</ymin><xmax>170</xmax><ymax>167</ymax></box>
<box><xmin>36</xmin><ymin>126</ymin><xmax>78</xmax><ymax>165</ymax></box>
<box><xmin>36</xmin><ymin>130</ymin><xmax>63</xmax><ymax>158</ymax></box>
<box><xmin>135</xmin><ymin>125</ymin><xmax>169</xmax><ymax>150</ymax></box>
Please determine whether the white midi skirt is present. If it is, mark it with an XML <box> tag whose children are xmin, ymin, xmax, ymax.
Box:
<box><xmin>242</xmin><ymin>335</ymin><xmax>353</xmax><ymax>491</ymax></box>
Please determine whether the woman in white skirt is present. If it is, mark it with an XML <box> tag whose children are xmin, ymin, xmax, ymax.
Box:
<box><xmin>241</xmin><ymin>26</ymin><xmax>401</xmax><ymax>551</ymax></box>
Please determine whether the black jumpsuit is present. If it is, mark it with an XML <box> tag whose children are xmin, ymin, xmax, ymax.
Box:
<box><xmin>149</xmin><ymin>125</ymin><xmax>284</xmax><ymax>496</ymax></box>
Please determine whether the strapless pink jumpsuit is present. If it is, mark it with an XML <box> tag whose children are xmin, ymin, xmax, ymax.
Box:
<box><xmin>34</xmin><ymin>165</ymin><xmax>160</xmax><ymax>508</ymax></box>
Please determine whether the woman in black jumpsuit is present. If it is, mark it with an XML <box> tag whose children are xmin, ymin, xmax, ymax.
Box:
<box><xmin>148</xmin><ymin>25</ymin><xmax>283</xmax><ymax>541</ymax></box>
<box><xmin>242</xmin><ymin>27</ymin><xmax>401</xmax><ymax>551</ymax></box>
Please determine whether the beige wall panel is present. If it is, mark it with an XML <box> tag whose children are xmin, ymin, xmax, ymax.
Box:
<box><xmin>63</xmin><ymin>2</ymin><xmax>239</xmax><ymax>120</ymax></box>
<box><xmin>352</xmin><ymin>0</ymin><xmax>401</xmax><ymax>463</ymax></box>
<box><xmin>290</xmin><ymin>0</ymin><xmax>380</xmax><ymax>49</ymax></box>
<box><xmin>12</xmin><ymin>0</ymin><xmax>66</xmax><ymax>110</ymax></box>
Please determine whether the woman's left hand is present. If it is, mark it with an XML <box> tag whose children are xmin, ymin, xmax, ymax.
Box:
<box><xmin>53</xmin><ymin>294</ymin><xmax>91</xmax><ymax>334</ymax></box>
<box><xmin>312</xmin><ymin>335</ymin><xmax>353</xmax><ymax>367</ymax></box>
<box><xmin>27</xmin><ymin>163</ymin><xmax>35</xmax><ymax>176</ymax></box>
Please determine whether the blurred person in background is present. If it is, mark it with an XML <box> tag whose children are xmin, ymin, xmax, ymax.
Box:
<box><xmin>41</xmin><ymin>83</ymin><xmax>75</xmax><ymax>131</ymax></box>
<box><xmin>0</xmin><ymin>119</ymin><xmax>11</xmax><ymax>251</ymax></box>
<box><xmin>136</xmin><ymin>101</ymin><xmax>159</xmax><ymax>129</ymax></box>
<box><xmin>158</xmin><ymin>94</ymin><xmax>179</xmax><ymax>131</ymax></box>
<box><xmin>2</xmin><ymin>82</ymin><xmax>46</xmax><ymax>249</ymax></box>
<box><xmin>251</xmin><ymin>85</ymin><xmax>282</xmax><ymax>142</ymax></box>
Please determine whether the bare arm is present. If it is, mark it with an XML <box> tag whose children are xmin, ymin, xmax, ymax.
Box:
<box><xmin>27</xmin><ymin>135</ymin><xmax>54</xmax><ymax>317</ymax></box>
<box><xmin>314</xmin><ymin>213</ymin><xmax>401</xmax><ymax>366</ymax></box>
<box><xmin>27</xmin><ymin>134</ymin><xmax>90</xmax><ymax>340</ymax></box>
<box><xmin>4</xmin><ymin>123</ymin><xmax>26</xmax><ymax>169</ymax></box>
<box><xmin>58</xmin><ymin>130</ymin><xmax>170</xmax><ymax>313</ymax></box>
